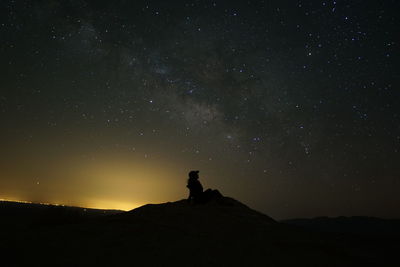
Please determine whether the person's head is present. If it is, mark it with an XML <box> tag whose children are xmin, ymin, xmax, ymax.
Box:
<box><xmin>189</xmin><ymin>170</ymin><xmax>199</xmax><ymax>179</ymax></box>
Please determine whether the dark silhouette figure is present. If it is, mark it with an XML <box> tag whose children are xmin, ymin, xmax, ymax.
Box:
<box><xmin>187</xmin><ymin>170</ymin><xmax>203</xmax><ymax>204</ymax></box>
<box><xmin>186</xmin><ymin>170</ymin><xmax>222</xmax><ymax>204</ymax></box>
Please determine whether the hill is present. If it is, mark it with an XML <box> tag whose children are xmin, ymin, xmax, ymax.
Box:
<box><xmin>1</xmin><ymin>198</ymin><xmax>399</xmax><ymax>266</ymax></box>
<box><xmin>282</xmin><ymin>216</ymin><xmax>400</xmax><ymax>237</ymax></box>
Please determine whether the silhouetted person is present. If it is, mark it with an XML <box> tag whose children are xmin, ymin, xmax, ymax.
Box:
<box><xmin>187</xmin><ymin>170</ymin><xmax>203</xmax><ymax>204</ymax></box>
<box><xmin>186</xmin><ymin>170</ymin><xmax>223</xmax><ymax>204</ymax></box>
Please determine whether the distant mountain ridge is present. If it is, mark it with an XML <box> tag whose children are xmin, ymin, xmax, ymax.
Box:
<box><xmin>0</xmin><ymin>200</ymin><xmax>123</xmax><ymax>214</ymax></box>
<box><xmin>0</xmin><ymin>200</ymin><xmax>123</xmax><ymax>227</ymax></box>
<box><xmin>282</xmin><ymin>216</ymin><xmax>400</xmax><ymax>237</ymax></box>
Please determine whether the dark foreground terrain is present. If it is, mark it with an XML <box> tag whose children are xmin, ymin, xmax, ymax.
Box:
<box><xmin>1</xmin><ymin>199</ymin><xmax>399</xmax><ymax>267</ymax></box>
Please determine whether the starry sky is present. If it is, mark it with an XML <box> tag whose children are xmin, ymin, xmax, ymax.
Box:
<box><xmin>0</xmin><ymin>0</ymin><xmax>399</xmax><ymax>219</ymax></box>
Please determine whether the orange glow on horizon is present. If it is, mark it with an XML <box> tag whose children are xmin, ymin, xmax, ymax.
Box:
<box><xmin>0</xmin><ymin>152</ymin><xmax>187</xmax><ymax>213</ymax></box>
<box><xmin>0</xmin><ymin>197</ymin><xmax>144</xmax><ymax>211</ymax></box>
<box><xmin>83</xmin><ymin>199</ymin><xmax>144</xmax><ymax>211</ymax></box>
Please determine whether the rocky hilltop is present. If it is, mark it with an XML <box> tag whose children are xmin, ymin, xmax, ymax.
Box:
<box><xmin>1</xmin><ymin>197</ymin><xmax>398</xmax><ymax>266</ymax></box>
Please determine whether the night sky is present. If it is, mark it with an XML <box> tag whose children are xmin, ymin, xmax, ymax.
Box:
<box><xmin>0</xmin><ymin>0</ymin><xmax>399</xmax><ymax>219</ymax></box>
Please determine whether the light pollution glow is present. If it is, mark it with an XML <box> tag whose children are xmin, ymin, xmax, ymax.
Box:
<box><xmin>0</xmin><ymin>198</ymin><xmax>140</xmax><ymax>211</ymax></box>
<box><xmin>0</xmin><ymin>152</ymin><xmax>189</xmax><ymax>211</ymax></box>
